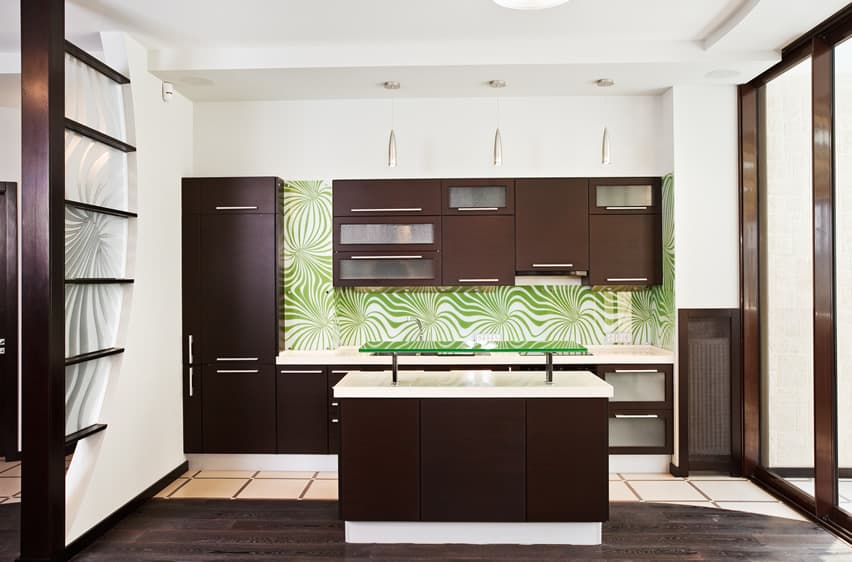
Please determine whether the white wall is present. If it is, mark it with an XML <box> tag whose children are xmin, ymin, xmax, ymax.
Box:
<box><xmin>671</xmin><ymin>85</ymin><xmax>740</xmax><ymax>309</ymax></box>
<box><xmin>65</xmin><ymin>34</ymin><xmax>193</xmax><ymax>543</ymax></box>
<box><xmin>193</xmin><ymin>96</ymin><xmax>667</xmax><ymax>178</ymax></box>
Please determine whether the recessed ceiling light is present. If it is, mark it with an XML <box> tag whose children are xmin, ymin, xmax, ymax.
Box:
<box><xmin>704</xmin><ymin>69</ymin><xmax>740</xmax><ymax>79</ymax></box>
<box><xmin>383</xmin><ymin>81</ymin><xmax>401</xmax><ymax>90</ymax></box>
<box><xmin>489</xmin><ymin>79</ymin><xmax>507</xmax><ymax>88</ymax></box>
<box><xmin>596</xmin><ymin>78</ymin><xmax>615</xmax><ymax>88</ymax></box>
<box><xmin>493</xmin><ymin>0</ymin><xmax>571</xmax><ymax>9</ymax></box>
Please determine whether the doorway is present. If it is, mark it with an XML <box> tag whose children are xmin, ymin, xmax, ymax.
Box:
<box><xmin>0</xmin><ymin>182</ymin><xmax>18</xmax><ymax>460</ymax></box>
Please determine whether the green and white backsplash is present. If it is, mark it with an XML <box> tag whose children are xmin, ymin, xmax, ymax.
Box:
<box><xmin>281</xmin><ymin>176</ymin><xmax>675</xmax><ymax>350</ymax></box>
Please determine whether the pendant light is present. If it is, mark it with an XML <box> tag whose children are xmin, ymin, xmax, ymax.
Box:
<box><xmin>489</xmin><ymin>80</ymin><xmax>506</xmax><ymax>167</ymax></box>
<box><xmin>601</xmin><ymin>126</ymin><xmax>611</xmax><ymax>165</ymax></box>
<box><xmin>384</xmin><ymin>81</ymin><xmax>400</xmax><ymax>168</ymax></box>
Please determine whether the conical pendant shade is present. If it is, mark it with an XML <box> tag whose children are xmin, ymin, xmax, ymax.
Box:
<box><xmin>493</xmin><ymin>127</ymin><xmax>503</xmax><ymax>167</ymax></box>
<box><xmin>388</xmin><ymin>128</ymin><xmax>397</xmax><ymax>168</ymax></box>
<box><xmin>601</xmin><ymin>126</ymin><xmax>611</xmax><ymax>165</ymax></box>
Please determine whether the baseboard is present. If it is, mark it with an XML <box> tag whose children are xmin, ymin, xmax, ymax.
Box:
<box><xmin>669</xmin><ymin>462</ymin><xmax>688</xmax><ymax>477</ymax></box>
<box><xmin>186</xmin><ymin>453</ymin><xmax>338</xmax><ymax>472</ymax></box>
<box><xmin>64</xmin><ymin>460</ymin><xmax>188</xmax><ymax>559</ymax></box>
<box><xmin>3</xmin><ymin>449</ymin><xmax>21</xmax><ymax>462</ymax></box>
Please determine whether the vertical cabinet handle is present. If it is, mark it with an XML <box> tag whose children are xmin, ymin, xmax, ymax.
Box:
<box><xmin>187</xmin><ymin>334</ymin><xmax>193</xmax><ymax>364</ymax></box>
<box><xmin>188</xmin><ymin>366</ymin><xmax>194</xmax><ymax>398</ymax></box>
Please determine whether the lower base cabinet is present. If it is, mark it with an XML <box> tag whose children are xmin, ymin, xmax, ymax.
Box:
<box><xmin>277</xmin><ymin>368</ymin><xmax>328</xmax><ymax>453</ymax></box>
<box><xmin>202</xmin><ymin>365</ymin><xmax>276</xmax><ymax>453</ymax></box>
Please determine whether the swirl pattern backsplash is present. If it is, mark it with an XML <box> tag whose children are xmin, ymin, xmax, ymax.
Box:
<box><xmin>281</xmin><ymin>176</ymin><xmax>675</xmax><ymax>350</ymax></box>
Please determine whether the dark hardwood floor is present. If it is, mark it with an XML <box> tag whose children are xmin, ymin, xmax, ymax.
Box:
<box><xmin>1</xmin><ymin>500</ymin><xmax>851</xmax><ymax>561</ymax></box>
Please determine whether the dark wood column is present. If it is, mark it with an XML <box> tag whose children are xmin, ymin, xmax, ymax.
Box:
<box><xmin>19</xmin><ymin>0</ymin><xmax>67</xmax><ymax>559</ymax></box>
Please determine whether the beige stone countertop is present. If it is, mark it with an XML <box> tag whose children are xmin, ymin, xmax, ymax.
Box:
<box><xmin>276</xmin><ymin>345</ymin><xmax>673</xmax><ymax>366</ymax></box>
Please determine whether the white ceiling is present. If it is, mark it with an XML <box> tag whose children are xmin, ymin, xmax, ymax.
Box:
<box><xmin>0</xmin><ymin>0</ymin><xmax>849</xmax><ymax>101</ymax></box>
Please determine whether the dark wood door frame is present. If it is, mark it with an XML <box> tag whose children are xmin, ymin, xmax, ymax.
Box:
<box><xmin>19</xmin><ymin>0</ymin><xmax>68</xmax><ymax>559</ymax></box>
<box><xmin>0</xmin><ymin>182</ymin><xmax>19</xmax><ymax>461</ymax></box>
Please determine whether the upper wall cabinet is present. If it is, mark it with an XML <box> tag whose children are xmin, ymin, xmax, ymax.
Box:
<box><xmin>199</xmin><ymin>176</ymin><xmax>279</xmax><ymax>214</ymax></box>
<box><xmin>442</xmin><ymin>179</ymin><xmax>514</xmax><ymax>215</ymax></box>
<box><xmin>588</xmin><ymin>214</ymin><xmax>662</xmax><ymax>286</ymax></box>
<box><xmin>333</xmin><ymin>179</ymin><xmax>441</xmax><ymax>216</ymax></box>
<box><xmin>589</xmin><ymin>178</ymin><xmax>661</xmax><ymax>214</ymax></box>
<box><xmin>333</xmin><ymin>216</ymin><xmax>441</xmax><ymax>253</ymax></box>
<box><xmin>515</xmin><ymin>178</ymin><xmax>589</xmax><ymax>273</ymax></box>
<box><xmin>442</xmin><ymin>215</ymin><xmax>515</xmax><ymax>286</ymax></box>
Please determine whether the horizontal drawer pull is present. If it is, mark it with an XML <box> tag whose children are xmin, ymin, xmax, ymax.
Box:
<box><xmin>458</xmin><ymin>278</ymin><xmax>499</xmax><ymax>283</ymax></box>
<box><xmin>331</xmin><ymin>402</ymin><xmax>339</xmax><ymax>406</ymax></box>
<box><xmin>331</xmin><ymin>370</ymin><xmax>350</xmax><ymax>374</ymax></box>
<box><xmin>216</xmin><ymin>369</ymin><xmax>260</xmax><ymax>374</ymax></box>
<box><xmin>331</xmin><ymin>419</ymin><xmax>339</xmax><ymax>423</ymax></box>
<box><xmin>614</xmin><ymin>414</ymin><xmax>659</xmax><ymax>419</ymax></box>
<box><xmin>613</xmin><ymin>369</ymin><xmax>660</xmax><ymax>373</ymax></box>
<box><xmin>216</xmin><ymin>357</ymin><xmax>259</xmax><ymax>362</ymax></box>
<box><xmin>350</xmin><ymin>207</ymin><xmax>422</xmax><ymax>213</ymax></box>
<box><xmin>215</xmin><ymin>205</ymin><xmax>258</xmax><ymax>210</ymax></box>
<box><xmin>533</xmin><ymin>263</ymin><xmax>574</xmax><ymax>268</ymax></box>
<box><xmin>605</xmin><ymin>277</ymin><xmax>648</xmax><ymax>283</ymax></box>
<box><xmin>604</xmin><ymin>206</ymin><xmax>648</xmax><ymax>210</ymax></box>
<box><xmin>457</xmin><ymin>207</ymin><xmax>499</xmax><ymax>211</ymax></box>
<box><xmin>350</xmin><ymin>255</ymin><xmax>423</xmax><ymax>260</ymax></box>
<box><xmin>280</xmin><ymin>370</ymin><xmax>324</xmax><ymax>374</ymax></box>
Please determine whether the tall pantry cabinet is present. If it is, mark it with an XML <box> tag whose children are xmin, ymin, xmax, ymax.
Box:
<box><xmin>182</xmin><ymin>177</ymin><xmax>282</xmax><ymax>453</ymax></box>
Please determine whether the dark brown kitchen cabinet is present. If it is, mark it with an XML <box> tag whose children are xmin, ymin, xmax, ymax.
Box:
<box><xmin>199</xmin><ymin>176</ymin><xmax>279</xmax><ymax>214</ymax></box>
<box><xmin>442</xmin><ymin>178</ymin><xmax>514</xmax><ymax>215</ymax></box>
<box><xmin>333</xmin><ymin>216</ymin><xmax>441</xmax><ymax>253</ymax></box>
<box><xmin>333</xmin><ymin>179</ymin><xmax>441</xmax><ymax>216</ymax></box>
<box><xmin>515</xmin><ymin>178</ymin><xmax>589</xmax><ymax>273</ymax></box>
<box><xmin>181</xmin><ymin>212</ymin><xmax>202</xmax><ymax>367</ymax></box>
<box><xmin>334</xmin><ymin>251</ymin><xmax>442</xmax><ymax>287</ymax></box>
<box><xmin>182</xmin><ymin>365</ymin><xmax>203</xmax><ymax>453</ymax></box>
<box><xmin>596</xmin><ymin>364</ymin><xmax>673</xmax><ymax>410</ymax></box>
<box><xmin>589</xmin><ymin>177</ymin><xmax>661</xmax><ymax>214</ymax></box>
<box><xmin>420</xmin><ymin>399</ymin><xmax>526</xmax><ymax>522</ymax></box>
<box><xmin>202</xmin><ymin>364</ymin><xmax>276</xmax><ymax>453</ymax></box>
<box><xmin>442</xmin><ymin>215</ymin><xmax>515</xmax><ymax>286</ymax></box>
<box><xmin>588</xmin><ymin>214</ymin><xmax>661</xmax><ymax>286</ymax></box>
<box><xmin>340</xmin><ymin>398</ymin><xmax>420</xmax><ymax>521</ymax></box>
<box><xmin>609</xmin><ymin>409</ymin><xmax>673</xmax><ymax>454</ymax></box>
<box><xmin>277</xmin><ymin>367</ymin><xmax>328</xmax><ymax>453</ymax></box>
<box><xmin>200</xmin><ymin>212</ymin><xmax>277</xmax><ymax>364</ymax></box>
<box><xmin>328</xmin><ymin>365</ymin><xmax>386</xmax><ymax>453</ymax></box>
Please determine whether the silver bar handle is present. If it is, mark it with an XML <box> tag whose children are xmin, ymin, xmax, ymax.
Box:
<box><xmin>331</xmin><ymin>402</ymin><xmax>339</xmax><ymax>406</ymax></box>
<box><xmin>216</xmin><ymin>357</ymin><xmax>259</xmax><ymax>362</ymax></box>
<box><xmin>350</xmin><ymin>255</ymin><xmax>422</xmax><ymax>260</ymax></box>
<box><xmin>533</xmin><ymin>263</ymin><xmax>573</xmax><ymax>268</ymax></box>
<box><xmin>605</xmin><ymin>206</ymin><xmax>648</xmax><ymax>210</ymax></box>
<box><xmin>187</xmin><ymin>334</ymin><xmax>193</xmax><ymax>364</ymax></box>
<box><xmin>457</xmin><ymin>207</ymin><xmax>499</xmax><ymax>211</ymax></box>
<box><xmin>606</xmin><ymin>277</ymin><xmax>648</xmax><ymax>282</ymax></box>
<box><xmin>331</xmin><ymin>370</ymin><xmax>350</xmax><ymax>374</ymax></box>
<box><xmin>614</xmin><ymin>369</ymin><xmax>660</xmax><ymax>373</ymax></box>
<box><xmin>188</xmin><ymin>366</ymin><xmax>194</xmax><ymax>397</ymax></box>
<box><xmin>279</xmin><ymin>370</ymin><xmax>324</xmax><ymax>374</ymax></box>
<box><xmin>331</xmin><ymin>419</ymin><xmax>339</xmax><ymax>423</ymax></box>
<box><xmin>614</xmin><ymin>414</ymin><xmax>659</xmax><ymax>419</ymax></box>
<box><xmin>458</xmin><ymin>278</ymin><xmax>499</xmax><ymax>283</ymax></box>
<box><xmin>215</xmin><ymin>205</ymin><xmax>258</xmax><ymax>210</ymax></box>
<box><xmin>216</xmin><ymin>369</ymin><xmax>260</xmax><ymax>374</ymax></box>
<box><xmin>350</xmin><ymin>207</ymin><xmax>422</xmax><ymax>213</ymax></box>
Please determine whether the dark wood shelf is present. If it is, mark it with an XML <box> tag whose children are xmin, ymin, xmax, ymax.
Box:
<box><xmin>64</xmin><ymin>278</ymin><xmax>134</xmax><ymax>285</ymax></box>
<box><xmin>65</xmin><ymin>118</ymin><xmax>136</xmax><ymax>153</ymax></box>
<box><xmin>65</xmin><ymin>347</ymin><xmax>125</xmax><ymax>367</ymax></box>
<box><xmin>64</xmin><ymin>40</ymin><xmax>130</xmax><ymax>84</ymax></box>
<box><xmin>65</xmin><ymin>199</ymin><xmax>138</xmax><ymax>218</ymax></box>
<box><xmin>65</xmin><ymin>423</ymin><xmax>108</xmax><ymax>452</ymax></box>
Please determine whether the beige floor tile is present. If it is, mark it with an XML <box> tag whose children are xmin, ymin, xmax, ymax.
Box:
<box><xmin>0</xmin><ymin>461</ymin><xmax>20</xmax><ymax>475</ymax></box>
<box><xmin>237</xmin><ymin>479</ymin><xmax>308</xmax><ymax>500</ymax></box>
<box><xmin>687</xmin><ymin>474</ymin><xmax>747</xmax><ymax>481</ymax></box>
<box><xmin>620</xmin><ymin>473</ymin><xmax>682</xmax><ymax>481</ymax></box>
<box><xmin>316</xmin><ymin>471</ymin><xmax>338</xmax><ymax>479</ymax></box>
<box><xmin>0</xmin><ymin>478</ymin><xmax>20</xmax><ymax>497</ymax></box>
<box><xmin>3</xmin><ymin>497</ymin><xmax>19</xmax><ymax>504</ymax></box>
<box><xmin>629</xmin><ymin>480</ymin><xmax>706</xmax><ymax>502</ymax></box>
<box><xmin>169</xmin><ymin>478</ymin><xmax>248</xmax><ymax>499</ymax></box>
<box><xmin>195</xmin><ymin>470</ymin><xmax>256</xmax><ymax>479</ymax></box>
<box><xmin>0</xmin><ymin>498</ymin><xmax>5</xmax><ymax>504</ymax></box>
<box><xmin>181</xmin><ymin>470</ymin><xmax>199</xmax><ymax>478</ymax></box>
<box><xmin>691</xmin><ymin>480</ymin><xmax>777</xmax><ymax>502</ymax></box>
<box><xmin>155</xmin><ymin>478</ymin><xmax>189</xmax><ymax>498</ymax></box>
<box><xmin>2</xmin><ymin>465</ymin><xmax>21</xmax><ymax>477</ymax></box>
<box><xmin>302</xmin><ymin>479</ymin><xmax>339</xmax><ymax>500</ymax></box>
<box><xmin>609</xmin><ymin>481</ymin><xmax>639</xmax><ymax>502</ymax></box>
<box><xmin>255</xmin><ymin>471</ymin><xmax>317</xmax><ymax>479</ymax></box>
<box><xmin>608</xmin><ymin>473</ymin><xmax>622</xmax><ymax>481</ymax></box>
<box><xmin>715</xmin><ymin>501</ymin><xmax>806</xmax><ymax>521</ymax></box>
<box><xmin>657</xmin><ymin>501</ymin><xmax>717</xmax><ymax>508</ymax></box>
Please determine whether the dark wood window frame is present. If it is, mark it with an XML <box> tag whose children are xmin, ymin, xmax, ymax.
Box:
<box><xmin>739</xmin><ymin>4</ymin><xmax>852</xmax><ymax>541</ymax></box>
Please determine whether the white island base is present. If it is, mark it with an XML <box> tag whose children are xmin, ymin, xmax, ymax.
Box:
<box><xmin>345</xmin><ymin>521</ymin><xmax>602</xmax><ymax>545</ymax></box>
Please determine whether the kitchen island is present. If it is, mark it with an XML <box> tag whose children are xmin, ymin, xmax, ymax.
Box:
<box><xmin>334</xmin><ymin>368</ymin><xmax>613</xmax><ymax>545</ymax></box>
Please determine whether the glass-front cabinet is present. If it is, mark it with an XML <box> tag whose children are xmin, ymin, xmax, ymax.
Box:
<box><xmin>333</xmin><ymin>217</ymin><xmax>441</xmax><ymax>252</ymax></box>
<box><xmin>589</xmin><ymin>178</ymin><xmax>660</xmax><ymax>214</ymax></box>
<box><xmin>333</xmin><ymin>252</ymin><xmax>442</xmax><ymax>286</ymax></box>
<box><xmin>442</xmin><ymin>179</ymin><xmax>514</xmax><ymax>215</ymax></box>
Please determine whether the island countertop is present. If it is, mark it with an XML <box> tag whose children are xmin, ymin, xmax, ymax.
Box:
<box><xmin>333</xmin><ymin>369</ymin><xmax>614</xmax><ymax>399</ymax></box>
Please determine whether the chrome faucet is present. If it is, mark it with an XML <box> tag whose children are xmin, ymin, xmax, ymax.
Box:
<box><xmin>408</xmin><ymin>316</ymin><xmax>424</xmax><ymax>341</ymax></box>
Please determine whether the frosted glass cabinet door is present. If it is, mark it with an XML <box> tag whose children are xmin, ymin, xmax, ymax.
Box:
<box><xmin>442</xmin><ymin>179</ymin><xmax>514</xmax><ymax>215</ymax></box>
<box><xmin>598</xmin><ymin>365</ymin><xmax>671</xmax><ymax>406</ymax></box>
<box><xmin>334</xmin><ymin>252</ymin><xmax>442</xmax><ymax>286</ymax></box>
<box><xmin>608</xmin><ymin>413</ymin><xmax>671</xmax><ymax>452</ymax></box>
<box><xmin>333</xmin><ymin>217</ymin><xmax>441</xmax><ymax>252</ymax></box>
<box><xmin>590</xmin><ymin>178</ymin><xmax>660</xmax><ymax>214</ymax></box>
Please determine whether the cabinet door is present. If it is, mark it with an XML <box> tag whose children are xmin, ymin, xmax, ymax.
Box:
<box><xmin>442</xmin><ymin>216</ymin><xmax>515</xmax><ymax>286</ymax></box>
<box><xmin>588</xmin><ymin>214</ymin><xmax>661</xmax><ymax>286</ymax></box>
<box><xmin>340</xmin><ymin>398</ymin><xmax>420</xmax><ymax>521</ymax></box>
<box><xmin>201</xmin><ymin>213</ymin><xmax>277</xmax><ymax>363</ymax></box>
<box><xmin>609</xmin><ymin>409</ymin><xmax>673</xmax><ymax>454</ymax></box>
<box><xmin>333</xmin><ymin>179</ymin><xmax>441</xmax><ymax>216</ymax></box>
<box><xmin>202</xmin><ymin>365</ymin><xmax>276</xmax><ymax>453</ymax></box>
<box><xmin>589</xmin><ymin>177</ymin><xmax>660</xmax><ymax>214</ymax></box>
<box><xmin>527</xmin><ymin>398</ymin><xmax>608</xmax><ymax>522</ymax></box>
<box><xmin>182</xmin><ymin>365</ymin><xmax>203</xmax><ymax>453</ymax></box>
<box><xmin>200</xmin><ymin>177</ymin><xmax>278</xmax><ymax>214</ymax></box>
<box><xmin>181</xmin><ymin>212</ymin><xmax>202</xmax><ymax>365</ymax></box>
<box><xmin>596</xmin><ymin>364</ymin><xmax>672</xmax><ymax>410</ymax></box>
<box><xmin>442</xmin><ymin>179</ymin><xmax>514</xmax><ymax>215</ymax></box>
<box><xmin>277</xmin><ymin>367</ymin><xmax>328</xmax><ymax>453</ymax></box>
<box><xmin>328</xmin><ymin>366</ymin><xmax>387</xmax><ymax>453</ymax></box>
<box><xmin>333</xmin><ymin>216</ymin><xmax>441</xmax><ymax>253</ymax></box>
<box><xmin>334</xmin><ymin>251</ymin><xmax>441</xmax><ymax>287</ymax></box>
<box><xmin>515</xmin><ymin>178</ymin><xmax>589</xmax><ymax>272</ymax></box>
<box><xmin>421</xmin><ymin>399</ymin><xmax>525</xmax><ymax>522</ymax></box>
